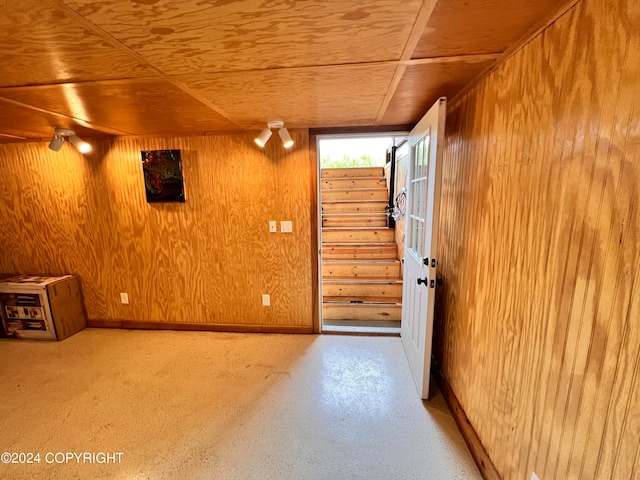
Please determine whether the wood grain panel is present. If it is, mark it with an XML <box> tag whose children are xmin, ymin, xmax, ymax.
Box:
<box><xmin>0</xmin><ymin>98</ymin><xmax>125</xmax><ymax>139</ymax></box>
<box><xmin>412</xmin><ymin>0</ymin><xmax>562</xmax><ymax>58</ymax></box>
<box><xmin>381</xmin><ymin>58</ymin><xmax>495</xmax><ymax>126</ymax></box>
<box><xmin>322</xmin><ymin>167</ymin><xmax>384</xmax><ymax>178</ymax></box>
<box><xmin>175</xmin><ymin>64</ymin><xmax>398</xmax><ymax>128</ymax></box>
<box><xmin>435</xmin><ymin>0</ymin><xmax>640</xmax><ymax>479</ymax></box>
<box><xmin>322</xmin><ymin>303</ymin><xmax>401</xmax><ymax>321</ymax></box>
<box><xmin>0</xmin><ymin>131</ymin><xmax>313</xmax><ymax>328</ymax></box>
<box><xmin>0</xmin><ymin>80</ymin><xmax>241</xmax><ymax>136</ymax></box>
<box><xmin>0</xmin><ymin>0</ymin><xmax>156</xmax><ymax>87</ymax></box>
<box><xmin>63</xmin><ymin>0</ymin><xmax>423</xmax><ymax>74</ymax></box>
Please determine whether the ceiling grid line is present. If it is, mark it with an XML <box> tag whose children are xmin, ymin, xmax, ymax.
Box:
<box><xmin>374</xmin><ymin>0</ymin><xmax>439</xmax><ymax>125</ymax></box>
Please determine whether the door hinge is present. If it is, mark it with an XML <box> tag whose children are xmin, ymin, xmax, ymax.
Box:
<box><xmin>423</xmin><ymin>257</ymin><xmax>429</xmax><ymax>266</ymax></box>
<box><xmin>431</xmin><ymin>258</ymin><xmax>437</xmax><ymax>268</ymax></box>
<box><xmin>430</xmin><ymin>279</ymin><xmax>435</xmax><ymax>288</ymax></box>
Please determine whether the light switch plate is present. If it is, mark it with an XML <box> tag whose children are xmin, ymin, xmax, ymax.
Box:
<box><xmin>269</xmin><ymin>220</ymin><xmax>277</xmax><ymax>233</ymax></box>
<box><xmin>262</xmin><ymin>294</ymin><xmax>271</xmax><ymax>306</ymax></box>
<box><xmin>120</xmin><ymin>292</ymin><xmax>129</xmax><ymax>305</ymax></box>
<box><xmin>281</xmin><ymin>220</ymin><xmax>293</xmax><ymax>233</ymax></box>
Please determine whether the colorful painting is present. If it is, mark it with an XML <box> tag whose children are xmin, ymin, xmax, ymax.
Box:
<box><xmin>141</xmin><ymin>149</ymin><xmax>185</xmax><ymax>203</ymax></box>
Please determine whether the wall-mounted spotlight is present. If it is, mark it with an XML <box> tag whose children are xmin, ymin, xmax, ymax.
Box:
<box><xmin>48</xmin><ymin>127</ymin><xmax>92</xmax><ymax>154</ymax></box>
<box><xmin>255</xmin><ymin>120</ymin><xmax>294</xmax><ymax>149</ymax></box>
<box><xmin>48</xmin><ymin>133</ymin><xmax>64</xmax><ymax>152</ymax></box>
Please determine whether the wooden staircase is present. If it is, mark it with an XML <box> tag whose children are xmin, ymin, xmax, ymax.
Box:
<box><xmin>321</xmin><ymin>167</ymin><xmax>402</xmax><ymax>326</ymax></box>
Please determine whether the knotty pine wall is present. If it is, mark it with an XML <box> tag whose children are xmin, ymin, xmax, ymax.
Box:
<box><xmin>0</xmin><ymin>132</ymin><xmax>314</xmax><ymax>330</ymax></box>
<box><xmin>435</xmin><ymin>0</ymin><xmax>640</xmax><ymax>479</ymax></box>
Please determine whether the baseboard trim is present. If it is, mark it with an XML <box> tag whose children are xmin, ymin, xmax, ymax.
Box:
<box><xmin>432</xmin><ymin>361</ymin><xmax>501</xmax><ymax>480</ymax></box>
<box><xmin>87</xmin><ymin>319</ymin><xmax>313</xmax><ymax>334</ymax></box>
<box><xmin>87</xmin><ymin>319</ymin><xmax>123</xmax><ymax>328</ymax></box>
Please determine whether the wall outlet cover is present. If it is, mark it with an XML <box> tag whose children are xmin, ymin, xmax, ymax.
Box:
<box><xmin>281</xmin><ymin>220</ymin><xmax>293</xmax><ymax>233</ymax></box>
<box><xmin>269</xmin><ymin>220</ymin><xmax>277</xmax><ymax>233</ymax></box>
<box><xmin>262</xmin><ymin>294</ymin><xmax>271</xmax><ymax>306</ymax></box>
<box><xmin>120</xmin><ymin>292</ymin><xmax>129</xmax><ymax>304</ymax></box>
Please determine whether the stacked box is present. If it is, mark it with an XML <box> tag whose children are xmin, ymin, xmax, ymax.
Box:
<box><xmin>0</xmin><ymin>275</ymin><xmax>87</xmax><ymax>341</ymax></box>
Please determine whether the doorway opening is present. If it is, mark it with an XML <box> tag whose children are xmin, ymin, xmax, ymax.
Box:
<box><xmin>318</xmin><ymin>134</ymin><xmax>408</xmax><ymax>334</ymax></box>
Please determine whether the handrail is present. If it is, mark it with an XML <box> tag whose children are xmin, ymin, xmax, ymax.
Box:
<box><xmin>386</xmin><ymin>145</ymin><xmax>398</xmax><ymax>228</ymax></box>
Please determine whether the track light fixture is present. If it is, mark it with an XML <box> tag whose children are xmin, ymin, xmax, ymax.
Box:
<box><xmin>254</xmin><ymin>120</ymin><xmax>294</xmax><ymax>149</ymax></box>
<box><xmin>48</xmin><ymin>127</ymin><xmax>92</xmax><ymax>154</ymax></box>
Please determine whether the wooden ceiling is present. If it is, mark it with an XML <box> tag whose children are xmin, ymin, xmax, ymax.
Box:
<box><xmin>0</xmin><ymin>0</ymin><xmax>567</xmax><ymax>142</ymax></box>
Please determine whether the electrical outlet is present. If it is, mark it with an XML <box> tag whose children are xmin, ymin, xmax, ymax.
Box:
<box><xmin>269</xmin><ymin>220</ymin><xmax>277</xmax><ymax>233</ymax></box>
<box><xmin>262</xmin><ymin>294</ymin><xmax>271</xmax><ymax>306</ymax></box>
<box><xmin>532</xmin><ymin>473</ymin><xmax>540</xmax><ymax>480</ymax></box>
<box><xmin>281</xmin><ymin>220</ymin><xmax>293</xmax><ymax>233</ymax></box>
<box><xmin>120</xmin><ymin>292</ymin><xmax>129</xmax><ymax>305</ymax></box>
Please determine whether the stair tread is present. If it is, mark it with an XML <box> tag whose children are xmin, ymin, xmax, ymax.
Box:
<box><xmin>322</xmin><ymin>242</ymin><xmax>397</xmax><ymax>247</ymax></box>
<box><xmin>323</xmin><ymin>259</ymin><xmax>400</xmax><ymax>264</ymax></box>
<box><xmin>323</xmin><ymin>296</ymin><xmax>403</xmax><ymax>303</ymax></box>
<box><xmin>322</xmin><ymin>212</ymin><xmax>387</xmax><ymax>216</ymax></box>
<box><xmin>322</xmin><ymin>167</ymin><xmax>384</xmax><ymax>176</ymax></box>
<box><xmin>323</xmin><ymin>301</ymin><xmax>402</xmax><ymax>306</ymax></box>
<box><xmin>323</xmin><ymin>278</ymin><xmax>403</xmax><ymax>283</ymax></box>
<box><xmin>322</xmin><ymin>186</ymin><xmax>386</xmax><ymax>190</ymax></box>
<box><xmin>322</xmin><ymin>275</ymin><xmax>402</xmax><ymax>284</ymax></box>
<box><xmin>322</xmin><ymin>176</ymin><xmax>385</xmax><ymax>181</ymax></box>
<box><xmin>323</xmin><ymin>226</ymin><xmax>393</xmax><ymax>230</ymax></box>
<box><xmin>322</xmin><ymin>199</ymin><xmax>388</xmax><ymax>203</ymax></box>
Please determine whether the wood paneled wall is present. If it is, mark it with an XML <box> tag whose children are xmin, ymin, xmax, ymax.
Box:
<box><xmin>436</xmin><ymin>0</ymin><xmax>640</xmax><ymax>478</ymax></box>
<box><xmin>0</xmin><ymin>132</ymin><xmax>314</xmax><ymax>329</ymax></box>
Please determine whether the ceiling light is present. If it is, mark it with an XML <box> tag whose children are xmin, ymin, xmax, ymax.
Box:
<box><xmin>255</xmin><ymin>120</ymin><xmax>294</xmax><ymax>149</ymax></box>
<box><xmin>48</xmin><ymin>127</ymin><xmax>92</xmax><ymax>154</ymax></box>
<box><xmin>278</xmin><ymin>127</ymin><xmax>294</xmax><ymax>149</ymax></box>
<box><xmin>69</xmin><ymin>134</ymin><xmax>92</xmax><ymax>153</ymax></box>
<box><xmin>255</xmin><ymin>128</ymin><xmax>272</xmax><ymax>147</ymax></box>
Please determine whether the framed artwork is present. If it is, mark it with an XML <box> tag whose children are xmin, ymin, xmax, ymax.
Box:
<box><xmin>141</xmin><ymin>149</ymin><xmax>185</xmax><ymax>203</ymax></box>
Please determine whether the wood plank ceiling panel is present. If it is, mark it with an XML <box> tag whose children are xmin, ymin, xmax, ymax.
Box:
<box><xmin>0</xmin><ymin>0</ymin><xmax>157</xmax><ymax>87</ymax></box>
<box><xmin>0</xmin><ymin>80</ymin><xmax>242</xmax><ymax>136</ymax></box>
<box><xmin>62</xmin><ymin>0</ymin><xmax>423</xmax><ymax>74</ymax></box>
<box><xmin>412</xmin><ymin>0</ymin><xmax>564</xmax><ymax>58</ymax></box>
<box><xmin>381</xmin><ymin>58</ymin><xmax>495</xmax><ymax>125</ymax></box>
<box><xmin>176</xmin><ymin>64</ymin><xmax>399</xmax><ymax>128</ymax></box>
<box><xmin>0</xmin><ymin>98</ymin><xmax>121</xmax><ymax>140</ymax></box>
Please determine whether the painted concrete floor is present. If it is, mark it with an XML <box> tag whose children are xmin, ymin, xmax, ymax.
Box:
<box><xmin>0</xmin><ymin>329</ymin><xmax>481</xmax><ymax>479</ymax></box>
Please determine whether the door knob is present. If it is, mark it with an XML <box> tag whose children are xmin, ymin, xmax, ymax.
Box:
<box><xmin>417</xmin><ymin>277</ymin><xmax>428</xmax><ymax>285</ymax></box>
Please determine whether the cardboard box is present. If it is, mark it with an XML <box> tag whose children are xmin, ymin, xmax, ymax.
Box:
<box><xmin>0</xmin><ymin>275</ymin><xmax>87</xmax><ymax>341</ymax></box>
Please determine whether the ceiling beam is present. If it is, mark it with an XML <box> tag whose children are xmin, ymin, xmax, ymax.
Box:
<box><xmin>374</xmin><ymin>0</ymin><xmax>439</xmax><ymax>125</ymax></box>
<box><xmin>0</xmin><ymin>54</ymin><xmax>501</xmax><ymax>95</ymax></box>
<box><xmin>0</xmin><ymin>97</ymin><xmax>132</xmax><ymax>136</ymax></box>
<box><xmin>0</xmin><ymin>133</ymin><xmax>28</xmax><ymax>140</ymax></box>
<box><xmin>48</xmin><ymin>0</ymin><xmax>246</xmax><ymax>130</ymax></box>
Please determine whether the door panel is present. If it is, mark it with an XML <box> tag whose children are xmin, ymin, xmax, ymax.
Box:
<box><xmin>401</xmin><ymin>97</ymin><xmax>446</xmax><ymax>399</ymax></box>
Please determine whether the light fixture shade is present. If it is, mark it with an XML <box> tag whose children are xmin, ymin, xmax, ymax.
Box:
<box><xmin>255</xmin><ymin>128</ymin><xmax>272</xmax><ymax>147</ymax></box>
<box><xmin>278</xmin><ymin>127</ymin><xmax>294</xmax><ymax>148</ymax></box>
<box><xmin>48</xmin><ymin>134</ymin><xmax>64</xmax><ymax>152</ymax></box>
<box><xmin>69</xmin><ymin>135</ymin><xmax>92</xmax><ymax>153</ymax></box>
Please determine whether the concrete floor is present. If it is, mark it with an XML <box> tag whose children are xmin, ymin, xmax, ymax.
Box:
<box><xmin>0</xmin><ymin>329</ymin><xmax>480</xmax><ymax>479</ymax></box>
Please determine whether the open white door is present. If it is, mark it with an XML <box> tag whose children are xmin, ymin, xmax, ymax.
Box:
<box><xmin>401</xmin><ymin>97</ymin><xmax>446</xmax><ymax>399</ymax></box>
